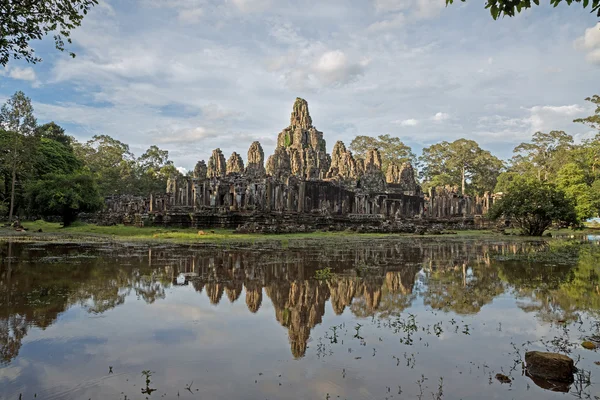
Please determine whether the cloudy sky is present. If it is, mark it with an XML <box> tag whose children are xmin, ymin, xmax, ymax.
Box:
<box><xmin>1</xmin><ymin>0</ymin><xmax>599</xmax><ymax>170</ymax></box>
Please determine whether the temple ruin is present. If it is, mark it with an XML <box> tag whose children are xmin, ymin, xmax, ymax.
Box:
<box><xmin>99</xmin><ymin>98</ymin><xmax>499</xmax><ymax>231</ymax></box>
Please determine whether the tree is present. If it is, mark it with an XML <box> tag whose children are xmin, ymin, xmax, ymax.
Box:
<box><xmin>446</xmin><ymin>0</ymin><xmax>600</xmax><ymax>19</ymax></box>
<box><xmin>556</xmin><ymin>162</ymin><xmax>599</xmax><ymax>221</ymax></box>
<box><xmin>73</xmin><ymin>135</ymin><xmax>136</xmax><ymax>196</ymax></box>
<box><xmin>419</xmin><ymin>139</ymin><xmax>504</xmax><ymax>195</ymax></box>
<box><xmin>26</xmin><ymin>172</ymin><xmax>102</xmax><ymax>226</ymax></box>
<box><xmin>35</xmin><ymin>122</ymin><xmax>72</xmax><ymax>147</ymax></box>
<box><xmin>0</xmin><ymin>91</ymin><xmax>37</xmax><ymax>221</ymax></box>
<box><xmin>33</xmin><ymin>138</ymin><xmax>81</xmax><ymax>177</ymax></box>
<box><xmin>511</xmin><ymin>131</ymin><xmax>573</xmax><ymax>181</ymax></box>
<box><xmin>488</xmin><ymin>177</ymin><xmax>578</xmax><ymax>236</ymax></box>
<box><xmin>136</xmin><ymin>145</ymin><xmax>176</xmax><ymax>194</ymax></box>
<box><xmin>0</xmin><ymin>0</ymin><xmax>98</xmax><ymax>66</ymax></box>
<box><xmin>349</xmin><ymin>134</ymin><xmax>415</xmax><ymax>172</ymax></box>
<box><xmin>574</xmin><ymin>95</ymin><xmax>600</xmax><ymax>131</ymax></box>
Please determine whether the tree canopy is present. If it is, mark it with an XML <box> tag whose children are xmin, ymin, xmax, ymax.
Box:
<box><xmin>349</xmin><ymin>134</ymin><xmax>415</xmax><ymax>172</ymax></box>
<box><xmin>419</xmin><ymin>139</ymin><xmax>504</xmax><ymax>195</ymax></box>
<box><xmin>488</xmin><ymin>177</ymin><xmax>578</xmax><ymax>236</ymax></box>
<box><xmin>0</xmin><ymin>0</ymin><xmax>98</xmax><ymax>66</ymax></box>
<box><xmin>446</xmin><ymin>0</ymin><xmax>600</xmax><ymax>19</ymax></box>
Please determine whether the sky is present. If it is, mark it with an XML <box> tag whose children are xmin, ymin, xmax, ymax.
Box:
<box><xmin>1</xmin><ymin>0</ymin><xmax>599</xmax><ymax>172</ymax></box>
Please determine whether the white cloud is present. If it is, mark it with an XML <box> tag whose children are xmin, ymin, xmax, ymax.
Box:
<box><xmin>176</xmin><ymin>166</ymin><xmax>188</xmax><ymax>174</ymax></box>
<box><xmin>432</xmin><ymin>112</ymin><xmax>449</xmax><ymax>121</ymax></box>
<box><xmin>313</xmin><ymin>50</ymin><xmax>369</xmax><ymax>85</ymax></box>
<box><xmin>232</xmin><ymin>0</ymin><xmax>272</xmax><ymax>13</ymax></box>
<box><xmin>574</xmin><ymin>23</ymin><xmax>600</xmax><ymax>64</ymax></box>
<box><xmin>374</xmin><ymin>0</ymin><xmax>445</xmax><ymax>18</ymax></box>
<box><xmin>6</xmin><ymin>66</ymin><xmax>37</xmax><ymax>81</ymax></box>
<box><xmin>178</xmin><ymin>7</ymin><xmax>204</xmax><ymax>23</ymax></box>
<box><xmin>397</xmin><ymin>118</ymin><xmax>419</xmax><ymax>126</ymax></box>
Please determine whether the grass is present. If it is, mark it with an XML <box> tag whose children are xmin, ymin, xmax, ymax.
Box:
<box><xmin>1</xmin><ymin>220</ymin><xmax>594</xmax><ymax>245</ymax></box>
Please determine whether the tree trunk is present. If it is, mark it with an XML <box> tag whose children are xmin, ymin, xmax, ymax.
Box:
<box><xmin>461</xmin><ymin>166</ymin><xmax>466</xmax><ymax>195</ymax></box>
<box><xmin>8</xmin><ymin>165</ymin><xmax>16</xmax><ymax>222</ymax></box>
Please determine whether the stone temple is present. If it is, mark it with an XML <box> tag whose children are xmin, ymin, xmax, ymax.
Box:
<box><xmin>102</xmin><ymin>98</ymin><xmax>497</xmax><ymax>231</ymax></box>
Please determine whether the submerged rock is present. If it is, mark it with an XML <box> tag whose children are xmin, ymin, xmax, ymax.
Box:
<box><xmin>582</xmin><ymin>341</ymin><xmax>597</xmax><ymax>350</ymax></box>
<box><xmin>525</xmin><ymin>351</ymin><xmax>575</xmax><ymax>383</ymax></box>
<box><xmin>495</xmin><ymin>373</ymin><xmax>511</xmax><ymax>384</ymax></box>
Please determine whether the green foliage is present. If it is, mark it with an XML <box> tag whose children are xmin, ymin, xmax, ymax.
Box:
<box><xmin>26</xmin><ymin>172</ymin><xmax>103</xmax><ymax>226</ymax></box>
<box><xmin>488</xmin><ymin>177</ymin><xmax>578</xmax><ymax>236</ymax></box>
<box><xmin>419</xmin><ymin>139</ymin><xmax>504</xmax><ymax>195</ymax></box>
<box><xmin>350</xmin><ymin>134</ymin><xmax>415</xmax><ymax>172</ymax></box>
<box><xmin>511</xmin><ymin>131</ymin><xmax>573</xmax><ymax>181</ymax></box>
<box><xmin>446</xmin><ymin>0</ymin><xmax>600</xmax><ymax>19</ymax></box>
<box><xmin>0</xmin><ymin>91</ymin><xmax>38</xmax><ymax>220</ymax></box>
<box><xmin>315</xmin><ymin>267</ymin><xmax>333</xmax><ymax>280</ymax></box>
<box><xmin>574</xmin><ymin>95</ymin><xmax>600</xmax><ymax>131</ymax></box>
<box><xmin>33</xmin><ymin>138</ymin><xmax>81</xmax><ymax>177</ymax></box>
<box><xmin>35</xmin><ymin>122</ymin><xmax>72</xmax><ymax>147</ymax></box>
<box><xmin>556</xmin><ymin>163</ymin><xmax>599</xmax><ymax>221</ymax></box>
<box><xmin>0</xmin><ymin>0</ymin><xmax>98</xmax><ymax>66</ymax></box>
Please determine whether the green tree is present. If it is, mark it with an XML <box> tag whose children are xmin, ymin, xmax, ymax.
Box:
<box><xmin>137</xmin><ymin>145</ymin><xmax>177</xmax><ymax>194</ymax></box>
<box><xmin>511</xmin><ymin>131</ymin><xmax>573</xmax><ymax>181</ymax></box>
<box><xmin>556</xmin><ymin>162</ymin><xmax>599</xmax><ymax>220</ymax></box>
<box><xmin>0</xmin><ymin>91</ymin><xmax>37</xmax><ymax>221</ymax></box>
<box><xmin>349</xmin><ymin>134</ymin><xmax>415</xmax><ymax>172</ymax></box>
<box><xmin>33</xmin><ymin>138</ymin><xmax>81</xmax><ymax>177</ymax></box>
<box><xmin>35</xmin><ymin>122</ymin><xmax>72</xmax><ymax>147</ymax></box>
<box><xmin>26</xmin><ymin>172</ymin><xmax>102</xmax><ymax>226</ymax></box>
<box><xmin>419</xmin><ymin>139</ymin><xmax>504</xmax><ymax>195</ymax></box>
<box><xmin>574</xmin><ymin>95</ymin><xmax>600</xmax><ymax>131</ymax></box>
<box><xmin>488</xmin><ymin>177</ymin><xmax>578</xmax><ymax>236</ymax></box>
<box><xmin>73</xmin><ymin>135</ymin><xmax>136</xmax><ymax>196</ymax></box>
<box><xmin>446</xmin><ymin>0</ymin><xmax>600</xmax><ymax>19</ymax></box>
<box><xmin>0</xmin><ymin>0</ymin><xmax>98</xmax><ymax>66</ymax></box>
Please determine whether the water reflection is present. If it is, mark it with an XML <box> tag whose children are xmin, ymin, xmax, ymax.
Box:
<box><xmin>0</xmin><ymin>238</ymin><xmax>598</xmax><ymax>399</ymax></box>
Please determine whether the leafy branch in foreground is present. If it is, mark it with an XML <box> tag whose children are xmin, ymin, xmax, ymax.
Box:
<box><xmin>0</xmin><ymin>0</ymin><xmax>98</xmax><ymax>66</ymax></box>
<box><xmin>446</xmin><ymin>0</ymin><xmax>600</xmax><ymax>19</ymax></box>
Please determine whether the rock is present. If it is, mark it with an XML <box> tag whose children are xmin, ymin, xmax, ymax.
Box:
<box><xmin>37</xmin><ymin>228</ymin><xmax>43</xmax><ymax>232</ymax></box>
<box><xmin>525</xmin><ymin>351</ymin><xmax>575</xmax><ymax>383</ymax></box>
<box><xmin>495</xmin><ymin>373</ymin><xmax>511</xmax><ymax>384</ymax></box>
<box><xmin>582</xmin><ymin>341</ymin><xmax>597</xmax><ymax>350</ymax></box>
<box><xmin>207</xmin><ymin>148</ymin><xmax>227</xmax><ymax>178</ymax></box>
<box><xmin>246</xmin><ymin>141</ymin><xmax>265</xmax><ymax>177</ymax></box>
<box><xmin>289</xmin><ymin>97</ymin><xmax>312</xmax><ymax>129</ymax></box>
<box><xmin>266</xmin><ymin>147</ymin><xmax>291</xmax><ymax>180</ymax></box>
<box><xmin>193</xmin><ymin>160</ymin><xmax>207</xmax><ymax>179</ymax></box>
<box><xmin>198</xmin><ymin>230</ymin><xmax>205</xmax><ymax>235</ymax></box>
<box><xmin>387</xmin><ymin>162</ymin><xmax>420</xmax><ymax>194</ymax></box>
<box><xmin>226</xmin><ymin>152</ymin><xmax>245</xmax><ymax>175</ymax></box>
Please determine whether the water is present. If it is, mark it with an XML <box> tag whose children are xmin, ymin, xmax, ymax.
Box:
<box><xmin>0</xmin><ymin>238</ymin><xmax>598</xmax><ymax>400</ymax></box>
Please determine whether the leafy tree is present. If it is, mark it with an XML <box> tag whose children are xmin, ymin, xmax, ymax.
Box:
<box><xmin>0</xmin><ymin>91</ymin><xmax>37</xmax><ymax>221</ymax></box>
<box><xmin>574</xmin><ymin>95</ymin><xmax>600</xmax><ymax>131</ymax></box>
<box><xmin>0</xmin><ymin>0</ymin><xmax>98</xmax><ymax>66</ymax></box>
<box><xmin>26</xmin><ymin>172</ymin><xmax>102</xmax><ymax>226</ymax></box>
<box><xmin>419</xmin><ymin>139</ymin><xmax>504</xmax><ymax>195</ymax></box>
<box><xmin>511</xmin><ymin>131</ymin><xmax>573</xmax><ymax>181</ymax></box>
<box><xmin>556</xmin><ymin>162</ymin><xmax>599</xmax><ymax>220</ymax></box>
<box><xmin>488</xmin><ymin>177</ymin><xmax>578</xmax><ymax>236</ymax></box>
<box><xmin>33</xmin><ymin>138</ymin><xmax>81</xmax><ymax>177</ymax></box>
<box><xmin>73</xmin><ymin>135</ymin><xmax>136</xmax><ymax>196</ymax></box>
<box><xmin>137</xmin><ymin>145</ymin><xmax>177</xmax><ymax>194</ymax></box>
<box><xmin>446</xmin><ymin>0</ymin><xmax>600</xmax><ymax>19</ymax></box>
<box><xmin>35</xmin><ymin>122</ymin><xmax>72</xmax><ymax>147</ymax></box>
<box><xmin>349</xmin><ymin>134</ymin><xmax>415</xmax><ymax>172</ymax></box>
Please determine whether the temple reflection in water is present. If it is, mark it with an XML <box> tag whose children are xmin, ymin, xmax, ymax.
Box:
<box><xmin>1</xmin><ymin>238</ymin><xmax>597</xmax><ymax>362</ymax></box>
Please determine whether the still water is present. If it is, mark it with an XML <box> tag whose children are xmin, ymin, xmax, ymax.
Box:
<box><xmin>0</xmin><ymin>238</ymin><xmax>598</xmax><ymax>399</ymax></box>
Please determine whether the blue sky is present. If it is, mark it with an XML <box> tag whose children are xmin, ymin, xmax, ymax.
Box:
<box><xmin>1</xmin><ymin>0</ymin><xmax>599</xmax><ymax>171</ymax></box>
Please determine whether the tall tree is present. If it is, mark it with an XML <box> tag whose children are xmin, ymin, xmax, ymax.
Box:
<box><xmin>73</xmin><ymin>135</ymin><xmax>136</xmax><ymax>196</ymax></box>
<box><xmin>419</xmin><ymin>139</ymin><xmax>504</xmax><ymax>195</ymax></box>
<box><xmin>574</xmin><ymin>95</ymin><xmax>600</xmax><ymax>131</ymax></box>
<box><xmin>0</xmin><ymin>0</ymin><xmax>98</xmax><ymax>66</ymax></box>
<box><xmin>35</xmin><ymin>122</ymin><xmax>72</xmax><ymax>147</ymax></box>
<box><xmin>0</xmin><ymin>92</ymin><xmax>37</xmax><ymax>221</ymax></box>
<box><xmin>511</xmin><ymin>131</ymin><xmax>573</xmax><ymax>181</ymax></box>
<box><xmin>137</xmin><ymin>145</ymin><xmax>177</xmax><ymax>194</ymax></box>
<box><xmin>446</xmin><ymin>0</ymin><xmax>600</xmax><ymax>19</ymax></box>
<box><xmin>349</xmin><ymin>134</ymin><xmax>415</xmax><ymax>172</ymax></box>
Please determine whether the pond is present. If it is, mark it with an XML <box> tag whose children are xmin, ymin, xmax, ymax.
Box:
<box><xmin>0</xmin><ymin>237</ymin><xmax>598</xmax><ymax>400</ymax></box>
